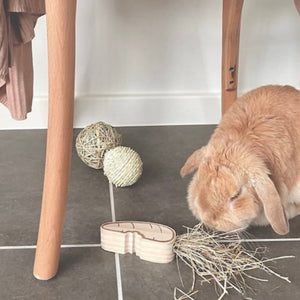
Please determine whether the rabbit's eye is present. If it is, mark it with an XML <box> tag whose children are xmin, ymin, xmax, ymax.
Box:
<box><xmin>230</xmin><ymin>188</ymin><xmax>242</xmax><ymax>202</ymax></box>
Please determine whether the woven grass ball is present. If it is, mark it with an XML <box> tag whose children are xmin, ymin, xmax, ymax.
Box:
<box><xmin>103</xmin><ymin>146</ymin><xmax>143</xmax><ymax>187</ymax></box>
<box><xmin>76</xmin><ymin>122</ymin><xmax>122</xmax><ymax>169</ymax></box>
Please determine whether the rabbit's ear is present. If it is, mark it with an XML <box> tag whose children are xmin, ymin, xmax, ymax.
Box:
<box><xmin>251</xmin><ymin>173</ymin><xmax>289</xmax><ymax>235</ymax></box>
<box><xmin>180</xmin><ymin>147</ymin><xmax>206</xmax><ymax>177</ymax></box>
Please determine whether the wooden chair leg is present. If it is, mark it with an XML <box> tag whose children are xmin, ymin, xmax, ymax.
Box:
<box><xmin>295</xmin><ymin>1</ymin><xmax>300</xmax><ymax>90</ymax></box>
<box><xmin>33</xmin><ymin>0</ymin><xmax>76</xmax><ymax>280</ymax></box>
<box><xmin>222</xmin><ymin>0</ymin><xmax>244</xmax><ymax>115</ymax></box>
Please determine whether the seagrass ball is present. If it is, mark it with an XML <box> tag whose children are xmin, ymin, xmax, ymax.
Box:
<box><xmin>76</xmin><ymin>122</ymin><xmax>122</xmax><ymax>169</ymax></box>
<box><xmin>103</xmin><ymin>146</ymin><xmax>143</xmax><ymax>187</ymax></box>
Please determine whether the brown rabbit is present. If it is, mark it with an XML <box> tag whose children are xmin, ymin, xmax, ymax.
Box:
<box><xmin>181</xmin><ymin>85</ymin><xmax>300</xmax><ymax>235</ymax></box>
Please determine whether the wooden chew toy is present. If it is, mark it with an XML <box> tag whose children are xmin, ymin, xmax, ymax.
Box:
<box><xmin>101</xmin><ymin>221</ymin><xmax>176</xmax><ymax>263</ymax></box>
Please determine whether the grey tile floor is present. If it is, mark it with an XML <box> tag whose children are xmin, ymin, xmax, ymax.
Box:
<box><xmin>0</xmin><ymin>125</ymin><xmax>300</xmax><ymax>300</ymax></box>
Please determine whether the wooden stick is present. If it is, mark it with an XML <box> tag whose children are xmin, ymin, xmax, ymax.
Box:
<box><xmin>222</xmin><ymin>0</ymin><xmax>244</xmax><ymax>115</ymax></box>
<box><xmin>33</xmin><ymin>0</ymin><xmax>76</xmax><ymax>280</ymax></box>
<box><xmin>295</xmin><ymin>1</ymin><xmax>300</xmax><ymax>91</ymax></box>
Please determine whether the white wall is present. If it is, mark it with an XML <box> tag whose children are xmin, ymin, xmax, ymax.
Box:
<box><xmin>1</xmin><ymin>0</ymin><xmax>300</xmax><ymax>129</ymax></box>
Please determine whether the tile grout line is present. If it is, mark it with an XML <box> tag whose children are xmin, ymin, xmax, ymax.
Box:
<box><xmin>0</xmin><ymin>244</ymin><xmax>101</xmax><ymax>250</ymax></box>
<box><xmin>109</xmin><ymin>181</ymin><xmax>124</xmax><ymax>300</ymax></box>
<box><xmin>1</xmin><ymin>238</ymin><xmax>300</xmax><ymax>251</ymax></box>
<box><xmin>109</xmin><ymin>181</ymin><xmax>117</xmax><ymax>222</ymax></box>
<box><xmin>220</xmin><ymin>238</ymin><xmax>300</xmax><ymax>243</ymax></box>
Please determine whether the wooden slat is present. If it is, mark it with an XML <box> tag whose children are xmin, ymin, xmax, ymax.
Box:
<box><xmin>222</xmin><ymin>0</ymin><xmax>244</xmax><ymax>115</ymax></box>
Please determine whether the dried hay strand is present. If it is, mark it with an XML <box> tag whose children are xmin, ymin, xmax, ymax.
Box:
<box><xmin>173</xmin><ymin>223</ymin><xmax>294</xmax><ymax>300</ymax></box>
<box><xmin>76</xmin><ymin>122</ymin><xmax>122</xmax><ymax>169</ymax></box>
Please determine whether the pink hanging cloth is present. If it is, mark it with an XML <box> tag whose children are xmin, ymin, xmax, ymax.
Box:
<box><xmin>295</xmin><ymin>0</ymin><xmax>300</xmax><ymax>15</ymax></box>
<box><xmin>0</xmin><ymin>0</ymin><xmax>45</xmax><ymax>120</ymax></box>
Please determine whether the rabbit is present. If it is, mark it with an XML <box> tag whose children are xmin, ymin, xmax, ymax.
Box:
<box><xmin>181</xmin><ymin>85</ymin><xmax>300</xmax><ymax>235</ymax></box>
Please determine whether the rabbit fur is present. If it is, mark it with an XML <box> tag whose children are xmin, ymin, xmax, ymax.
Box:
<box><xmin>181</xmin><ymin>85</ymin><xmax>300</xmax><ymax>235</ymax></box>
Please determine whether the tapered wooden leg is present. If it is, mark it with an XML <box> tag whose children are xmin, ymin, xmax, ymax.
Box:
<box><xmin>222</xmin><ymin>0</ymin><xmax>244</xmax><ymax>115</ymax></box>
<box><xmin>294</xmin><ymin>1</ymin><xmax>300</xmax><ymax>90</ymax></box>
<box><xmin>33</xmin><ymin>0</ymin><xmax>76</xmax><ymax>280</ymax></box>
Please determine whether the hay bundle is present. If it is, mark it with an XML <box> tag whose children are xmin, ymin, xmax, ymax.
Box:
<box><xmin>173</xmin><ymin>223</ymin><xmax>293</xmax><ymax>300</ymax></box>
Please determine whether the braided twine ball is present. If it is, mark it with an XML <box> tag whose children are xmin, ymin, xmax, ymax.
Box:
<box><xmin>76</xmin><ymin>122</ymin><xmax>122</xmax><ymax>169</ymax></box>
<box><xmin>103</xmin><ymin>146</ymin><xmax>143</xmax><ymax>187</ymax></box>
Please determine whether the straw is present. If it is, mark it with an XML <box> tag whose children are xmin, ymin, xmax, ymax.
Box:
<box><xmin>76</xmin><ymin>121</ymin><xmax>122</xmax><ymax>169</ymax></box>
<box><xmin>173</xmin><ymin>223</ymin><xmax>294</xmax><ymax>300</ymax></box>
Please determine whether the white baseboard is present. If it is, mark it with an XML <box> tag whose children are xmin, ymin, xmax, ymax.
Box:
<box><xmin>0</xmin><ymin>93</ymin><xmax>221</xmax><ymax>130</ymax></box>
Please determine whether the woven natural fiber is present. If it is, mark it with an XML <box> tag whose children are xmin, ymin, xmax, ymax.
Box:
<box><xmin>76</xmin><ymin>122</ymin><xmax>122</xmax><ymax>169</ymax></box>
<box><xmin>103</xmin><ymin>146</ymin><xmax>143</xmax><ymax>187</ymax></box>
<box><xmin>173</xmin><ymin>223</ymin><xmax>293</xmax><ymax>300</ymax></box>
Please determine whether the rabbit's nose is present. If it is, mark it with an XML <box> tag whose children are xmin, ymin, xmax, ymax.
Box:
<box><xmin>202</xmin><ymin>219</ymin><xmax>217</xmax><ymax>231</ymax></box>
<box><xmin>202</xmin><ymin>213</ymin><xmax>218</xmax><ymax>229</ymax></box>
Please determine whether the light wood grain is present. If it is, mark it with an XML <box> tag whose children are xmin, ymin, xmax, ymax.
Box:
<box><xmin>101</xmin><ymin>221</ymin><xmax>176</xmax><ymax>263</ymax></box>
<box><xmin>222</xmin><ymin>0</ymin><xmax>244</xmax><ymax>115</ymax></box>
<box><xmin>295</xmin><ymin>1</ymin><xmax>300</xmax><ymax>91</ymax></box>
<box><xmin>33</xmin><ymin>0</ymin><xmax>76</xmax><ymax>280</ymax></box>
